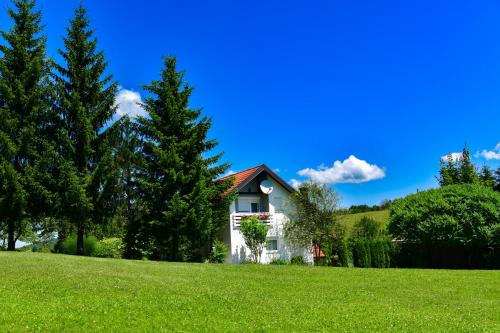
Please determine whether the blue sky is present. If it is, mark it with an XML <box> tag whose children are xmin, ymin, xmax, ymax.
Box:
<box><xmin>1</xmin><ymin>0</ymin><xmax>499</xmax><ymax>207</ymax></box>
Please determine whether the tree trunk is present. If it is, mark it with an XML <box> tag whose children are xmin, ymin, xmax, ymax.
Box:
<box><xmin>76</xmin><ymin>222</ymin><xmax>85</xmax><ymax>255</ymax></box>
<box><xmin>7</xmin><ymin>220</ymin><xmax>15</xmax><ymax>251</ymax></box>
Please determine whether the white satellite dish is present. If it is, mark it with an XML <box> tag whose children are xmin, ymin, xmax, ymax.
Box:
<box><xmin>260</xmin><ymin>180</ymin><xmax>274</xmax><ymax>194</ymax></box>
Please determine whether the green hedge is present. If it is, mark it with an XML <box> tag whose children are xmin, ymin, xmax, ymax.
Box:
<box><xmin>60</xmin><ymin>236</ymin><xmax>123</xmax><ymax>258</ymax></box>
<box><xmin>61</xmin><ymin>236</ymin><xmax>98</xmax><ymax>256</ymax></box>
<box><xmin>351</xmin><ymin>239</ymin><xmax>393</xmax><ymax>268</ymax></box>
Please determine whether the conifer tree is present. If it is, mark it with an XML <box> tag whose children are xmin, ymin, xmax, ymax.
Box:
<box><xmin>458</xmin><ymin>145</ymin><xmax>478</xmax><ymax>184</ymax></box>
<box><xmin>494</xmin><ymin>168</ymin><xmax>500</xmax><ymax>192</ymax></box>
<box><xmin>0</xmin><ymin>0</ymin><xmax>52</xmax><ymax>250</ymax></box>
<box><xmin>479</xmin><ymin>165</ymin><xmax>496</xmax><ymax>190</ymax></box>
<box><xmin>135</xmin><ymin>57</ymin><xmax>233</xmax><ymax>261</ymax></box>
<box><xmin>54</xmin><ymin>5</ymin><xmax>118</xmax><ymax>255</ymax></box>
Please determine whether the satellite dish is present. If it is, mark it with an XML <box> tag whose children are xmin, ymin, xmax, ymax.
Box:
<box><xmin>260</xmin><ymin>180</ymin><xmax>274</xmax><ymax>194</ymax></box>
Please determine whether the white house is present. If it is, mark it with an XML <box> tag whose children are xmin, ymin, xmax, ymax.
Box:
<box><xmin>218</xmin><ymin>165</ymin><xmax>313</xmax><ymax>264</ymax></box>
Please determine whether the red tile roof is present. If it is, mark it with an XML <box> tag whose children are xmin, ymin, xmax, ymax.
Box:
<box><xmin>218</xmin><ymin>164</ymin><xmax>295</xmax><ymax>194</ymax></box>
<box><xmin>218</xmin><ymin>165</ymin><xmax>263</xmax><ymax>193</ymax></box>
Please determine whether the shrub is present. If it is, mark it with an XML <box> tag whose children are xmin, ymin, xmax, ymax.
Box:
<box><xmin>209</xmin><ymin>240</ymin><xmax>228</xmax><ymax>263</ymax></box>
<box><xmin>61</xmin><ymin>236</ymin><xmax>97</xmax><ymax>256</ymax></box>
<box><xmin>329</xmin><ymin>223</ymin><xmax>349</xmax><ymax>267</ymax></box>
<box><xmin>93</xmin><ymin>238</ymin><xmax>124</xmax><ymax>258</ymax></box>
<box><xmin>351</xmin><ymin>240</ymin><xmax>371</xmax><ymax>267</ymax></box>
<box><xmin>352</xmin><ymin>217</ymin><xmax>382</xmax><ymax>240</ymax></box>
<box><xmin>290</xmin><ymin>255</ymin><xmax>305</xmax><ymax>265</ymax></box>
<box><xmin>270</xmin><ymin>258</ymin><xmax>289</xmax><ymax>265</ymax></box>
<box><xmin>389</xmin><ymin>184</ymin><xmax>500</xmax><ymax>246</ymax></box>
<box><xmin>240</xmin><ymin>216</ymin><xmax>268</xmax><ymax>263</ymax></box>
<box><xmin>338</xmin><ymin>239</ymin><xmax>350</xmax><ymax>267</ymax></box>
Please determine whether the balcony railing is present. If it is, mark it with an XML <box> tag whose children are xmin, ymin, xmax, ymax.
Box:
<box><xmin>232</xmin><ymin>212</ymin><xmax>273</xmax><ymax>227</ymax></box>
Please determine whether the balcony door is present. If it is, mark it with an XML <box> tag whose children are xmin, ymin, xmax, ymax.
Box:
<box><xmin>238</xmin><ymin>198</ymin><xmax>260</xmax><ymax>213</ymax></box>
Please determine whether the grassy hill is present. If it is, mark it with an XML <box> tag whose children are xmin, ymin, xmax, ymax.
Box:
<box><xmin>338</xmin><ymin>210</ymin><xmax>390</xmax><ymax>234</ymax></box>
<box><xmin>1</xmin><ymin>252</ymin><xmax>499</xmax><ymax>332</ymax></box>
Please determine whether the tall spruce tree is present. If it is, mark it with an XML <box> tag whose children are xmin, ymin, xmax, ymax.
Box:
<box><xmin>479</xmin><ymin>165</ymin><xmax>496</xmax><ymax>190</ymax></box>
<box><xmin>135</xmin><ymin>57</ymin><xmax>233</xmax><ymax>261</ymax></box>
<box><xmin>458</xmin><ymin>145</ymin><xmax>478</xmax><ymax>184</ymax></box>
<box><xmin>438</xmin><ymin>145</ymin><xmax>479</xmax><ymax>187</ymax></box>
<box><xmin>54</xmin><ymin>5</ymin><xmax>118</xmax><ymax>255</ymax></box>
<box><xmin>0</xmin><ymin>0</ymin><xmax>52</xmax><ymax>250</ymax></box>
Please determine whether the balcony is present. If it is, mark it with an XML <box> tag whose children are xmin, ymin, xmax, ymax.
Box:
<box><xmin>232</xmin><ymin>212</ymin><xmax>273</xmax><ymax>227</ymax></box>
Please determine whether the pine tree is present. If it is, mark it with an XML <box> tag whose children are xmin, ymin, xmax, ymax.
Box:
<box><xmin>54</xmin><ymin>5</ymin><xmax>118</xmax><ymax>255</ymax></box>
<box><xmin>494</xmin><ymin>168</ymin><xmax>500</xmax><ymax>192</ymax></box>
<box><xmin>458</xmin><ymin>145</ymin><xmax>478</xmax><ymax>184</ymax></box>
<box><xmin>438</xmin><ymin>154</ymin><xmax>460</xmax><ymax>186</ymax></box>
<box><xmin>136</xmin><ymin>57</ymin><xmax>233</xmax><ymax>261</ymax></box>
<box><xmin>479</xmin><ymin>165</ymin><xmax>495</xmax><ymax>190</ymax></box>
<box><xmin>0</xmin><ymin>0</ymin><xmax>52</xmax><ymax>250</ymax></box>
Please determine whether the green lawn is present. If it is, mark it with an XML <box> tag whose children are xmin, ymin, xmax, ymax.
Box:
<box><xmin>338</xmin><ymin>209</ymin><xmax>390</xmax><ymax>233</ymax></box>
<box><xmin>1</xmin><ymin>252</ymin><xmax>499</xmax><ymax>332</ymax></box>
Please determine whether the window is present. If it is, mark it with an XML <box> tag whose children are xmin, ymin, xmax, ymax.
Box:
<box><xmin>266</xmin><ymin>239</ymin><xmax>278</xmax><ymax>251</ymax></box>
<box><xmin>251</xmin><ymin>202</ymin><xmax>259</xmax><ymax>213</ymax></box>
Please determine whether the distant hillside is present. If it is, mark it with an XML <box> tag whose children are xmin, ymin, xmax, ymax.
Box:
<box><xmin>337</xmin><ymin>210</ymin><xmax>390</xmax><ymax>234</ymax></box>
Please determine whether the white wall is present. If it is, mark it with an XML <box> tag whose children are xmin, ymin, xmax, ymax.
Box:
<box><xmin>226</xmin><ymin>177</ymin><xmax>313</xmax><ymax>264</ymax></box>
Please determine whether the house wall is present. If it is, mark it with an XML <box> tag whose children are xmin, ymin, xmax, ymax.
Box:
<box><xmin>226</xmin><ymin>177</ymin><xmax>313</xmax><ymax>264</ymax></box>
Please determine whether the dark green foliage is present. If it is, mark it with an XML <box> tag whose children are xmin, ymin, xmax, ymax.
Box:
<box><xmin>61</xmin><ymin>235</ymin><xmax>97</xmax><ymax>256</ymax></box>
<box><xmin>0</xmin><ymin>0</ymin><xmax>54</xmax><ymax>251</ymax></box>
<box><xmin>93</xmin><ymin>238</ymin><xmax>123</xmax><ymax>258</ymax></box>
<box><xmin>209</xmin><ymin>240</ymin><xmax>228</xmax><ymax>263</ymax></box>
<box><xmin>328</xmin><ymin>222</ymin><xmax>349</xmax><ymax>267</ymax></box>
<box><xmin>351</xmin><ymin>240</ymin><xmax>371</xmax><ymax>267</ymax></box>
<box><xmin>349</xmin><ymin>200</ymin><xmax>391</xmax><ymax>213</ymax></box>
<box><xmin>134</xmin><ymin>56</ymin><xmax>233</xmax><ymax>261</ymax></box>
<box><xmin>439</xmin><ymin>145</ymin><xmax>481</xmax><ymax>187</ymax></box>
<box><xmin>495</xmin><ymin>168</ymin><xmax>500</xmax><ymax>192</ymax></box>
<box><xmin>389</xmin><ymin>184</ymin><xmax>500</xmax><ymax>246</ymax></box>
<box><xmin>240</xmin><ymin>216</ymin><xmax>268</xmax><ymax>263</ymax></box>
<box><xmin>270</xmin><ymin>258</ymin><xmax>289</xmax><ymax>265</ymax></box>
<box><xmin>290</xmin><ymin>256</ymin><xmax>305</xmax><ymax>265</ymax></box>
<box><xmin>479</xmin><ymin>165</ymin><xmax>496</xmax><ymax>190</ymax></box>
<box><xmin>53</xmin><ymin>5</ymin><xmax>118</xmax><ymax>255</ymax></box>
<box><xmin>389</xmin><ymin>184</ymin><xmax>500</xmax><ymax>268</ymax></box>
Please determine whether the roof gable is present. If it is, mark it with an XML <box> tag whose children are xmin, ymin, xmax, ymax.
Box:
<box><xmin>219</xmin><ymin>164</ymin><xmax>294</xmax><ymax>194</ymax></box>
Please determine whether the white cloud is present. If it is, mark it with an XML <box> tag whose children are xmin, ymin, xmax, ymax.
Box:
<box><xmin>289</xmin><ymin>179</ymin><xmax>302</xmax><ymax>189</ymax></box>
<box><xmin>297</xmin><ymin>155</ymin><xmax>386</xmax><ymax>184</ymax></box>
<box><xmin>115</xmin><ymin>88</ymin><xmax>146</xmax><ymax>118</ymax></box>
<box><xmin>273</xmin><ymin>168</ymin><xmax>281</xmax><ymax>173</ymax></box>
<box><xmin>475</xmin><ymin>143</ymin><xmax>500</xmax><ymax>160</ymax></box>
<box><xmin>223</xmin><ymin>170</ymin><xmax>236</xmax><ymax>177</ymax></box>
<box><xmin>440</xmin><ymin>152</ymin><xmax>462</xmax><ymax>162</ymax></box>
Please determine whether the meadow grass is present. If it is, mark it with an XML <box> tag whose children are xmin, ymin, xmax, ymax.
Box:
<box><xmin>338</xmin><ymin>209</ymin><xmax>390</xmax><ymax>233</ymax></box>
<box><xmin>0</xmin><ymin>252</ymin><xmax>499</xmax><ymax>332</ymax></box>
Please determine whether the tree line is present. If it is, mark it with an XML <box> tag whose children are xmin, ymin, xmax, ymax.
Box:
<box><xmin>0</xmin><ymin>0</ymin><xmax>234</xmax><ymax>261</ymax></box>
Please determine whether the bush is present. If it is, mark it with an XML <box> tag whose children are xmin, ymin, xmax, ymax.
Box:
<box><xmin>351</xmin><ymin>240</ymin><xmax>371</xmax><ymax>267</ymax></box>
<box><xmin>352</xmin><ymin>217</ymin><xmax>382</xmax><ymax>240</ymax></box>
<box><xmin>93</xmin><ymin>238</ymin><xmax>124</xmax><ymax>258</ymax></box>
<box><xmin>290</xmin><ymin>256</ymin><xmax>305</xmax><ymax>265</ymax></box>
<box><xmin>240</xmin><ymin>216</ymin><xmax>268</xmax><ymax>263</ymax></box>
<box><xmin>209</xmin><ymin>240</ymin><xmax>228</xmax><ymax>263</ymax></box>
<box><xmin>270</xmin><ymin>258</ymin><xmax>289</xmax><ymax>265</ymax></box>
<box><xmin>329</xmin><ymin>223</ymin><xmax>349</xmax><ymax>267</ymax></box>
<box><xmin>61</xmin><ymin>236</ymin><xmax>97</xmax><ymax>256</ymax></box>
<box><xmin>389</xmin><ymin>184</ymin><xmax>500</xmax><ymax>246</ymax></box>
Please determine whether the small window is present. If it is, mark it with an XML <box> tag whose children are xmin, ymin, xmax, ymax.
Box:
<box><xmin>251</xmin><ymin>202</ymin><xmax>259</xmax><ymax>213</ymax></box>
<box><xmin>266</xmin><ymin>239</ymin><xmax>278</xmax><ymax>251</ymax></box>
